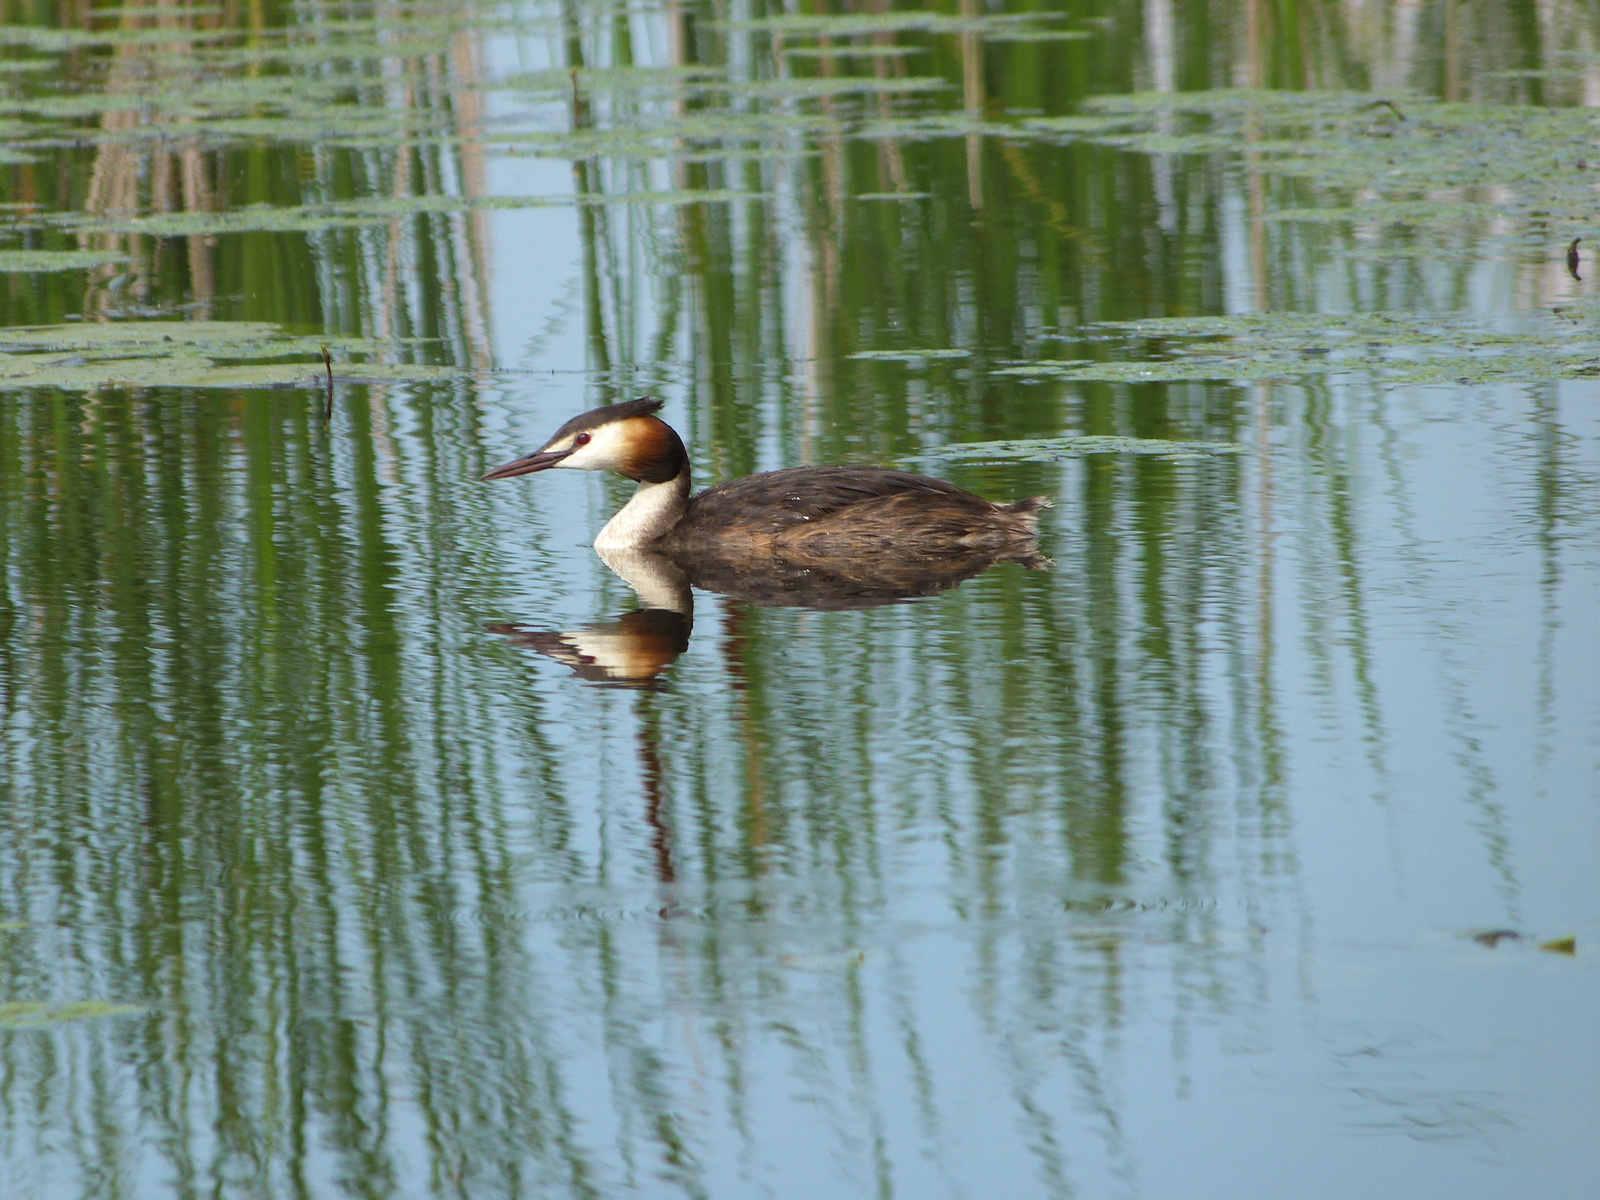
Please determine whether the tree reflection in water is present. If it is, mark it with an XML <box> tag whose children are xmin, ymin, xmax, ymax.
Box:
<box><xmin>0</xmin><ymin>2</ymin><xmax>1593</xmax><ymax>1198</ymax></box>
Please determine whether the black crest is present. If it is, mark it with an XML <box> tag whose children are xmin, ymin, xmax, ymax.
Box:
<box><xmin>545</xmin><ymin>396</ymin><xmax>664</xmax><ymax>446</ymax></box>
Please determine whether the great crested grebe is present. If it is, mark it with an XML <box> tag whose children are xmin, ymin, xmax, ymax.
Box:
<box><xmin>483</xmin><ymin>397</ymin><xmax>1048</xmax><ymax>569</ymax></box>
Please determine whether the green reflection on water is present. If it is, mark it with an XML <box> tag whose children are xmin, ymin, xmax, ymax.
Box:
<box><xmin>0</xmin><ymin>2</ymin><xmax>1595</xmax><ymax>1198</ymax></box>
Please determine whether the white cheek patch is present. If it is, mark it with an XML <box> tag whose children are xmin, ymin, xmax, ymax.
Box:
<box><xmin>552</xmin><ymin>421</ymin><xmax>630</xmax><ymax>471</ymax></box>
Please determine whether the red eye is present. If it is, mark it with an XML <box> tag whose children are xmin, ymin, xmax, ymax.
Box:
<box><xmin>574</xmin><ymin>432</ymin><xmax>591</xmax><ymax>446</ymax></box>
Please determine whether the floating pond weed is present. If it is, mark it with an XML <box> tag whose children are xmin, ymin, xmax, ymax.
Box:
<box><xmin>849</xmin><ymin>348</ymin><xmax>972</xmax><ymax>361</ymax></box>
<box><xmin>909</xmin><ymin>434</ymin><xmax>1246</xmax><ymax>464</ymax></box>
<box><xmin>721</xmin><ymin>11</ymin><xmax>1073</xmax><ymax>38</ymax></box>
<box><xmin>998</xmin><ymin>311</ymin><xmax>1600</xmax><ymax>387</ymax></box>
<box><xmin>0</xmin><ymin>248</ymin><xmax>129</xmax><ymax>272</ymax></box>
<box><xmin>0</xmin><ymin>321</ymin><xmax>461</xmax><ymax>392</ymax></box>
<box><xmin>0</xmin><ymin>1000</ymin><xmax>146</xmax><ymax>1028</ymax></box>
<box><xmin>1046</xmin><ymin>90</ymin><xmax>1600</xmax><ymax>250</ymax></box>
<box><xmin>0</xmin><ymin>5</ymin><xmax>1590</xmax><ymax>414</ymax></box>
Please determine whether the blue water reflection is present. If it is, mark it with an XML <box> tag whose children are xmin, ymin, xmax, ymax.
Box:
<box><xmin>0</xmin><ymin>3</ymin><xmax>1595</xmax><ymax>1199</ymax></box>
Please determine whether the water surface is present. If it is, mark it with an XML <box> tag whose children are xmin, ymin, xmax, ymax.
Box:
<box><xmin>0</xmin><ymin>3</ymin><xmax>1595</xmax><ymax>1198</ymax></box>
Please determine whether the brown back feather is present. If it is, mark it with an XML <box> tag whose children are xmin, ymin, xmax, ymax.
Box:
<box><xmin>676</xmin><ymin>466</ymin><xmax>993</xmax><ymax>539</ymax></box>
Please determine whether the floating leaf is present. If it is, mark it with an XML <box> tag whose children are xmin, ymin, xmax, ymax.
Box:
<box><xmin>781</xmin><ymin>45</ymin><xmax>926</xmax><ymax>59</ymax></box>
<box><xmin>1055</xmin><ymin>90</ymin><xmax>1600</xmax><ymax>247</ymax></box>
<box><xmin>855</xmin><ymin>113</ymin><xmax>1020</xmax><ymax>140</ymax></box>
<box><xmin>0</xmin><ymin>22</ymin><xmax>233</xmax><ymax>50</ymax></box>
<box><xmin>0</xmin><ymin>25</ymin><xmax>103</xmax><ymax>50</ymax></box>
<box><xmin>849</xmin><ymin>348</ymin><xmax>971</xmax><ymax>361</ymax></box>
<box><xmin>1538</xmin><ymin>936</ymin><xmax>1577</xmax><ymax>955</ymax></box>
<box><xmin>995</xmin><ymin>358</ymin><xmax>1317</xmax><ymax>383</ymax></box>
<box><xmin>724</xmin><ymin>12</ymin><xmax>1070</xmax><ymax>37</ymax></box>
<box><xmin>736</xmin><ymin>75</ymin><xmax>949</xmax><ymax>100</ymax></box>
<box><xmin>1023</xmin><ymin>114</ymin><xmax>1146</xmax><ymax>136</ymax></box>
<box><xmin>0</xmin><ymin>248</ymin><xmax>130</xmax><ymax>273</ymax></box>
<box><xmin>1386</xmin><ymin>352</ymin><xmax>1600</xmax><ymax>385</ymax></box>
<box><xmin>1087</xmin><ymin>132</ymin><xmax>1239</xmax><ymax>155</ymax></box>
<box><xmin>995</xmin><ymin>310</ymin><xmax>1600</xmax><ymax>388</ymax></box>
<box><xmin>0</xmin><ymin>321</ymin><xmax>463</xmax><ymax>393</ymax></box>
<box><xmin>910</xmin><ymin>434</ymin><xmax>1245</xmax><ymax>463</ymax></box>
<box><xmin>51</xmin><ymin>188</ymin><xmax>760</xmax><ymax>238</ymax></box>
<box><xmin>778</xmin><ymin>950</ymin><xmax>869</xmax><ymax>970</ymax></box>
<box><xmin>497</xmin><ymin>65</ymin><xmax>725</xmax><ymax>95</ymax></box>
<box><xmin>982</xmin><ymin>29</ymin><xmax>1094</xmax><ymax>43</ymax></box>
<box><xmin>0</xmin><ymin>1000</ymin><xmax>146</xmax><ymax>1028</ymax></box>
<box><xmin>0</xmin><ymin>321</ymin><xmax>284</xmax><ymax>350</ymax></box>
<box><xmin>0</xmin><ymin>358</ymin><xmax>460</xmax><ymax>392</ymax></box>
<box><xmin>1264</xmin><ymin>200</ymin><xmax>1506</xmax><ymax>226</ymax></box>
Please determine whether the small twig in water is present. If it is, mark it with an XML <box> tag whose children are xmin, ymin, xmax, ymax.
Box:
<box><xmin>1473</xmin><ymin>929</ymin><xmax>1521</xmax><ymax>948</ymax></box>
<box><xmin>321</xmin><ymin>345</ymin><xmax>334</xmax><ymax>425</ymax></box>
<box><xmin>1567</xmin><ymin>237</ymin><xmax>1582</xmax><ymax>282</ymax></box>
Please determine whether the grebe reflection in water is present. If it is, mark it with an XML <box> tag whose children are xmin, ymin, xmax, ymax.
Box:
<box><xmin>490</xmin><ymin>520</ymin><xmax>1046</xmax><ymax>687</ymax></box>
<box><xmin>488</xmin><ymin>550</ymin><xmax>694</xmax><ymax>690</ymax></box>
<box><xmin>484</xmin><ymin>398</ymin><xmax>1049</xmax><ymax>685</ymax></box>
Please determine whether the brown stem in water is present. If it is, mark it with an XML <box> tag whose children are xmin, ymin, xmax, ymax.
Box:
<box><xmin>321</xmin><ymin>345</ymin><xmax>333</xmax><ymax>425</ymax></box>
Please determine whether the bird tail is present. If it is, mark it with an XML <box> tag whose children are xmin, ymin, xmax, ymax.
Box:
<box><xmin>1005</xmin><ymin>495</ymin><xmax>1052</xmax><ymax>520</ymax></box>
<box><xmin>996</xmin><ymin>496</ymin><xmax>1051</xmax><ymax>568</ymax></box>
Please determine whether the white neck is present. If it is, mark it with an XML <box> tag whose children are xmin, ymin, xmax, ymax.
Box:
<box><xmin>593</xmin><ymin>470</ymin><xmax>691</xmax><ymax>550</ymax></box>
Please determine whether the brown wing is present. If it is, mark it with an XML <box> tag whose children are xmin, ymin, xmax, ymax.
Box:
<box><xmin>674</xmin><ymin>466</ymin><xmax>992</xmax><ymax>541</ymax></box>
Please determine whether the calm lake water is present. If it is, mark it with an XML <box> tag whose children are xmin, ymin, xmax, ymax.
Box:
<box><xmin>0</xmin><ymin>3</ymin><xmax>1596</xmax><ymax>1198</ymax></box>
